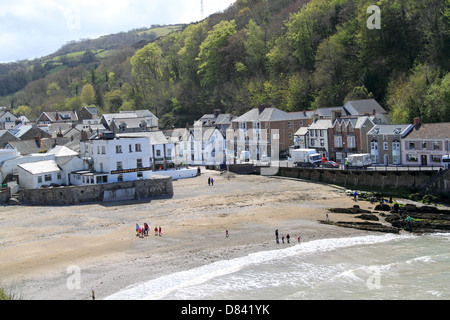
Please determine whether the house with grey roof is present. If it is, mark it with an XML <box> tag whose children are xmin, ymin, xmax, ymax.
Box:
<box><xmin>329</xmin><ymin>116</ymin><xmax>375</xmax><ymax>163</ymax></box>
<box><xmin>100</xmin><ymin>110</ymin><xmax>159</xmax><ymax>133</ymax></box>
<box><xmin>195</xmin><ymin>109</ymin><xmax>235</xmax><ymax>136</ymax></box>
<box><xmin>36</xmin><ymin>111</ymin><xmax>79</xmax><ymax>125</ymax></box>
<box><xmin>0</xmin><ymin>110</ymin><xmax>18</xmax><ymax>130</ymax></box>
<box><xmin>402</xmin><ymin>118</ymin><xmax>450</xmax><ymax>167</ymax></box>
<box><xmin>230</xmin><ymin>105</ymin><xmax>314</xmax><ymax>162</ymax></box>
<box><xmin>343</xmin><ymin>99</ymin><xmax>390</xmax><ymax>124</ymax></box>
<box><xmin>367</xmin><ymin>124</ymin><xmax>414</xmax><ymax>165</ymax></box>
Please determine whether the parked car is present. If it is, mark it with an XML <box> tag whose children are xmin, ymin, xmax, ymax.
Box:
<box><xmin>322</xmin><ymin>161</ymin><xmax>339</xmax><ymax>168</ymax></box>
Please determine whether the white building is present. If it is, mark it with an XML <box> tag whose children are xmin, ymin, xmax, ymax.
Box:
<box><xmin>0</xmin><ymin>110</ymin><xmax>18</xmax><ymax>130</ymax></box>
<box><xmin>17</xmin><ymin>160</ymin><xmax>64</xmax><ymax>189</ymax></box>
<box><xmin>77</xmin><ymin>132</ymin><xmax>152</xmax><ymax>185</ymax></box>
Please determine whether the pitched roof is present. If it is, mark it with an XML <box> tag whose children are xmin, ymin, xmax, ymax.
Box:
<box><xmin>404</xmin><ymin>122</ymin><xmax>450</xmax><ymax>140</ymax></box>
<box><xmin>343</xmin><ymin>99</ymin><xmax>387</xmax><ymax>115</ymax></box>
<box><xmin>47</xmin><ymin>145</ymin><xmax>79</xmax><ymax>157</ymax></box>
<box><xmin>234</xmin><ymin>107</ymin><xmax>310</xmax><ymax>122</ymax></box>
<box><xmin>367</xmin><ymin>124</ymin><xmax>414</xmax><ymax>137</ymax></box>
<box><xmin>18</xmin><ymin>160</ymin><xmax>61</xmax><ymax>175</ymax></box>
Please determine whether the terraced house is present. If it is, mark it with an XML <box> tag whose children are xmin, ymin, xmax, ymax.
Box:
<box><xmin>402</xmin><ymin>119</ymin><xmax>450</xmax><ymax>167</ymax></box>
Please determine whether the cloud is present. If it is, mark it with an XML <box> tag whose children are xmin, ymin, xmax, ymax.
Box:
<box><xmin>0</xmin><ymin>0</ymin><xmax>235</xmax><ymax>63</ymax></box>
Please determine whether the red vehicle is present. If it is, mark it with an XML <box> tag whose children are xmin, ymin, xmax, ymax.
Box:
<box><xmin>322</xmin><ymin>161</ymin><xmax>339</xmax><ymax>168</ymax></box>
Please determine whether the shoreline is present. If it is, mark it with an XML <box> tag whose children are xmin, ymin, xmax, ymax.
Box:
<box><xmin>0</xmin><ymin>170</ymin><xmax>382</xmax><ymax>300</ymax></box>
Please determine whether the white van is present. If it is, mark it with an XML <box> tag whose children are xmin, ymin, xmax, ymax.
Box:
<box><xmin>442</xmin><ymin>155</ymin><xmax>450</xmax><ymax>169</ymax></box>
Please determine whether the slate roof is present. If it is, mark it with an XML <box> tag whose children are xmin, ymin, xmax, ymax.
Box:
<box><xmin>405</xmin><ymin>122</ymin><xmax>450</xmax><ymax>140</ymax></box>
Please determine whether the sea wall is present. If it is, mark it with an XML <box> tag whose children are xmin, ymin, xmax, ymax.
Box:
<box><xmin>277</xmin><ymin>167</ymin><xmax>448</xmax><ymax>193</ymax></box>
<box><xmin>18</xmin><ymin>175</ymin><xmax>173</xmax><ymax>206</ymax></box>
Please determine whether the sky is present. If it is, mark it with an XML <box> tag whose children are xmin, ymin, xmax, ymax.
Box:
<box><xmin>0</xmin><ymin>0</ymin><xmax>236</xmax><ymax>63</ymax></box>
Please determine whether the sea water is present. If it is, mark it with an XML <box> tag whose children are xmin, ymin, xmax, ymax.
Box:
<box><xmin>105</xmin><ymin>233</ymin><xmax>450</xmax><ymax>300</ymax></box>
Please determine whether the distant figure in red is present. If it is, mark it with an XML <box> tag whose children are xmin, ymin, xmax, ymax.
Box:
<box><xmin>154</xmin><ymin>227</ymin><xmax>158</xmax><ymax>236</ymax></box>
<box><xmin>159</xmin><ymin>227</ymin><xmax>162</xmax><ymax>236</ymax></box>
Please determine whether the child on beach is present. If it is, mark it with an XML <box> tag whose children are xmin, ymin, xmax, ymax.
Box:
<box><xmin>154</xmin><ymin>227</ymin><xmax>158</xmax><ymax>236</ymax></box>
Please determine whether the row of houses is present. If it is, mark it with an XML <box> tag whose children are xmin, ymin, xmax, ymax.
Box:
<box><xmin>1</xmin><ymin>99</ymin><xmax>449</xmax><ymax>190</ymax></box>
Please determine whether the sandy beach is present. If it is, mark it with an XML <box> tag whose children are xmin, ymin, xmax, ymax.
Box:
<box><xmin>0</xmin><ymin>169</ymin><xmax>380</xmax><ymax>300</ymax></box>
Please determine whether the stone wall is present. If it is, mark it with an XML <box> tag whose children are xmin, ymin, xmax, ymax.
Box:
<box><xmin>18</xmin><ymin>175</ymin><xmax>173</xmax><ymax>206</ymax></box>
<box><xmin>277</xmin><ymin>167</ymin><xmax>439</xmax><ymax>192</ymax></box>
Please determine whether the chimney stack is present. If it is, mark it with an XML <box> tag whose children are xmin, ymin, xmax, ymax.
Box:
<box><xmin>413</xmin><ymin>117</ymin><xmax>421</xmax><ymax>130</ymax></box>
<box><xmin>258</xmin><ymin>104</ymin><xmax>270</xmax><ymax>114</ymax></box>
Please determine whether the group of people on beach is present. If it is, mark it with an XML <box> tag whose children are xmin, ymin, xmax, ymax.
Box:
<box><xmin>275</xmin><ymin>229</ymin><xmax>301</xmax><ymax>244</ymax></box>
<box><xmin>136</xmin><ymin>223</ymin><xmax>162</xmax><ymax>238</ymax></box>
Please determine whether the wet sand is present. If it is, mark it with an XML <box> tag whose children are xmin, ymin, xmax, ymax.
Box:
<box><xmin>0</xmin><ymin>169</ymin><xmax>377</xmax><ymax>300</ymax></box>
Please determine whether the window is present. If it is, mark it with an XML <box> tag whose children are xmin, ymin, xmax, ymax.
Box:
<box><xmin>44</xmin><ymin>174</ymin><xmax>52</xmax><ymax>182</ymax></box>
<box><xmin>432</xmin><ymin>141</ymin><xmax>440</xmax><ymax>150</ymax></box>
<box><xmin>310</xmin><ymin>130</ymin><xmax>315</xmax><ymax>137</ymax></box>
<box><xmin>347</xmin><ymin>136</ymin><xmax>356</xmax><ymax>148</ymax></box>
<box><xmin>135</xmin><ymin>144</ymin><xmax>142</xmax><ymax>152</ymax></box>
<box><xmin>101</xmin><ymin>146</ymin><xmax>106</xmax><ymax>154</ymax></box>
<box><xmin>371</xmin><ymin>142</ymin><xmax>378</xmax><ymax>151</ymax></box>
<box><xmin>407</xmin><ymin>154</ymin><xmax>418</xmax><ymax>162</ymax></box>
<box><xmin>38</xmin><ymin>176</ymin><xmax>43</xmax><ymax>183</ymax></box>
<box><xmin>371</xmin><ymin>154</ymin><xmax>379</xmax><ymax>163</ymax></box>
<box><xmin>137</xmin><ymin>159</ymin><xmax>143</xmax><ymax>168</ymax></box>
<box><xmin>129</xmin><ymin>144</ymin><xmax>133</xmax><ymax>153</ymax></box>
<box><xmin>118</xmin><ymin>174</ymin><xmax>123</xmax><ymax>182</ymax></box>
<box><xmin>310</xmin><ymin>139</ymin><xmax>316</xmax><ymax>146</ymax></box>
<box><xmin>432</xmin><ymin>155</ymin><xmax>442</xmax><ymax>163</ymax></box>
<box><xmin>383</xmin><ymin>142</ymin><xmax>389</xmax><ymax>151</ymax></box>
<box><xmin>393</xmin><ymin>155</ymin><xmax>401</xmax><ymax>165</ymax></box>
<box><xmin>408</xmin><ymin>142</ymin><xmax>415</xmax><ymax>150</ymax></box>
<box><xmin>289</xmin><ymin>133</ymin><xmax>293</xmax><ymax>140</ymax></box>
<box><xmin>57</xmin><ymin>173</ymin><xmax>62</xmax><ymax>180</ymax></box>
<box><xmin>116</xmin><ymin>145</ymin><xmax>122</xmax><ymax>154</ymax></box>
<box><xmin>137</xmin><ymin>172</ymin><xmax>143</xmax><ymax>180</ymax></box>
<box><xmin>288</xmin><ymin>121</ymin><xmax>292</xmax><ymax>129</ymax></box>
<box><xmin>392</xmin><ymin>142</ymin><xmax>400</xmax><ymax>151</ymax></box>
<box><xmin>320</xmin><ymin>139</ymin><xmax>325</xmax><ymax>147</ymax></box>
<box><xmin>334</xmin><ymin>136</ymin><xmax>343</xmax><ymax>148</ymax></box>
<box><xmin>421</xmin><ymin>141</ymin><xmax>427</xmax><ymax>150</ymax></box>
<box><xmin>116</xmin><ymin>161</ymin><xmax>123</xmax><ymax>170</ymax></box>
<box><xmin>156</xmin><ymin>150</ymin><xmax>161</xmax><ymax>157</ymax></box>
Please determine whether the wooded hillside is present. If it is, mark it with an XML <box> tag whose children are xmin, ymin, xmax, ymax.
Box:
<box><xmin>1</xmin><ymin>0</ymin><xmax>449</xmax><ymax>128</ymax></box>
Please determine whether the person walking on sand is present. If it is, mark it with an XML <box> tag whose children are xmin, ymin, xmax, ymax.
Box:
<box><xmin>154</xmin><ymin>227</ymin><xmax>158</xmax><ymax>236</ymax></box>
<box><xmin>286</xmin><ymin>234</ymin><xmax>290</xmax><ymax>244</ymax></box>
<box><xmin>159</xmin><ymin>227</ymin><xmax>162</xmax><ymax>236</ymax></box>
<box><xmin>282</xmin><ymin>235</ymin><xmax>285</xmax><ymax>244</ymax></box>
<box><xmin>211</xmin><ymin>178</ymin><xmax>214</xmax><ymax>186</ymax></box>
<box><xmin>144</xmin><ymin>223</ymin><xmax>149</xmax><ymax>236</ymax></box>
<box><xmin>208</xmin><ymin>177</ymin><xmax>211</xmax><ymax>186</ymax></box>
<box><xmin>226</xmin><ymin>230</ymin><xmax>229</xmax><ymax>238</ymax></box>
<box><xmin>353</xmin><ymin>190</ymin><xmax>358</xmax><ymax>202</ymax></box>
<box><xmin>275</xmin><ymin>229</ymin><xmax>279</xmax><ymax>244</ymax></box>
<box><xmin>136</xmin><ymin>224</ymin><xmax>140</xmax><ymax>236</ymax></box>
<box><xmin>298</xmin><ymin>235</ymin><xmax>301</xmax><ymax>244</ymax></box>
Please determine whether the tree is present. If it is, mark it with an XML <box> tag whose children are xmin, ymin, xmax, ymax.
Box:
<box><xmin>81</xmin><ymin>83</ymin><xmax>96</xmax><ymax>106</ymax></box>
<box><xmin>131</xmin><ymin>42</ymin><xmax>164</xmax><ymax>111</ymax></box>
<box><xmin>197</xmin><ymin>20</ymin><xmax>237</xmax><ymax>88</ymax></box>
